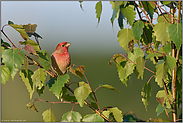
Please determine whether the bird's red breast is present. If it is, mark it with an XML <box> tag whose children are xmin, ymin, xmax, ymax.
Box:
<box><xmin>51</xmin><ymin>42</ymin><xmax>71</xmax><ymax>75</ymax></box>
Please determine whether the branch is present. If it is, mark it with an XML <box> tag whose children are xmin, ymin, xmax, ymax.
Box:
<box><xmin>1</xmin><ymin>29</ymin><xmax>17</xmax><ymax>48</ymax></box>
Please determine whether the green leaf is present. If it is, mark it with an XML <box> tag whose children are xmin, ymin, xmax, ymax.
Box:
<box><xmin>146</xmin><ymin>52</ymin><xmax>162</xmax><ymax>59</ymax></box>
<box><xmin>165</xmin><ymin>55</ymin><xmax>177</xmax><ymax>73</ymax></box>
<box><xmin>111</xmin><ymin>7</ymin><xmax>119</xmax><ymax>27</ymax></box>
<box><xmin>167</xmin><ymin>23</ymin><xmax>182</xmax><ymax>50</ymax></box>
<box><xmin>136</xmin><ymin>56</ymin><xmax>145</xmax><ymax>79</ymax></box>
<box><xmin>163</xmin><ymin>43</ymin><xmax>171</xmax><ymax>56</ymax></box>
<box><xmin>133</xmin><ymin>21</ymin><xmax>144</xmax><ymax>41</ymax></box>
<box><xmin>8</xmin><ymin>20</ymin><xmax>14</xmax><ymax>25</ymax></box>
<box><xmin>42</xmin><ymin>109</ymin><xmax>55</xmax><ymax>122</ymax></box>
<box><xmin>141</xmin><ymin>82</ymin><xmax>152</xmax><ymax>111</ymax></box>
<box><xmin>19</xmin><ymin>69</ymin><xmax>34</xmax><ymax>99</ymax></box>
<box><xmin>2</xmin><ymin>49</ymin><xmax>25</xmax><ymax>80</ymax></box>
<box><xmin>31</xmin><ymin>68</ymin><xmax>47</xmax><ymax>89</ymax></box>
<box><xmin>82</xmin><ymin>114</ymin><xmax>104</xmax><ymax>122</ymax></box>
<box><xmin>1</xmin><ymin>65</ymin><xmax>11</xmax><ymax>84</ymax></box>
<box><xmin>117</xmin><ymin>28</ymin><xmax>133</xmax><ymax>52</ymax></box>
<box><xmin>156</xmin><ymin>90</ymin><xmax>172</xmax><ymax>109</ymax></box>
<box><xmin>79</xmin><ymin>1</ymin><xmax>85</xmax><ymax>11</ymax></box>
<box><xmin>79</xmin><ymin>81</ymin><xmax>92</xmax><ymax>93</ymax></box>
<box><xmin>128</xmin><ymin>47</ymin><xmax>144</xmax><ymax>63</ymax></box>
<box><xmin>141</xmin><ymin>23</ymin><xmax>153</xmax><ymax>45</ymax></box>
<box><xmin>109</xmin><ymin>107</ymin><xmax>123</xmax><ymax>122</ymax></box>
<box><xmin>117</xmin><ymin>65</ymin><xmax>127</xmax><ymax>86</ymax></box>
<box><xmin>140</xmin><ymin>1</ymin><xmax>155</xmax><ymax>19</ymax></box>
<box><xmin>155</xmin><ymin>63</ymin><xmax>168</xmax><ymax>88</ymax></box>
<box><xmin>157</xmin><ymin>14</ymin><xmax>171</xmax><ymax>23</ymax></box>
<box><xmin>120</xmin><ymin>5</ymin><xmax>136</xmax><ymax>26</ymax></box>
<box><xmin>102</xmin><ymin>111</ymin><xmax>110</xmax><ymax>119</ymax></box>
<box><xmin>153</xmin><ymin>22</ymin><xmax>170</xmax><ymax>45</ymax></box>
<box><xmin>95</xmin><ymin>1</ymin><xmax>102</xmax><ymax>26</ymax></box>
<box><xmin>46</xmin><ymin>74</ymin><xmax>69</xmax><ymax>99</ymax></box>
<box><xmin>61</xmin><ymin>111</ymin><xmax>82</xmax><ymax>122</ymax></box>
<box><xmin>101</xmin><ymin>84</ymin><xmax>120</xmax><ymax>92</ymax></box>
<box><xmin>74</xmin><ymin>85</ymin><xmax>91</xmax><ymax>107</ymax></box>
<box><xmin>37</xmin><ymin>50</ymin><xmax>51</xmax><ymax>70</ymax></box>
<box><xmin>125</xmin><ymin>62</ymin><xmax>134</xmax><ymax>77</ymax></box>
<box><xmin>156</xmin><ymin>103</ymin><xmax>165</xmax><ymax>116</ymax></box>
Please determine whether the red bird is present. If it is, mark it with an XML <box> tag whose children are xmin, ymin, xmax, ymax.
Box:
<box><xmin>51</xmin><ymin>42</ymin><xmax>71</xmax><ymax>75</ymax></box>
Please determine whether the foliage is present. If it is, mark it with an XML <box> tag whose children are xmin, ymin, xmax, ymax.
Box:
<box><xmin>1</xmin><ymin>1</ymin><xmax>182</xmax><ymax>122</ymax></box>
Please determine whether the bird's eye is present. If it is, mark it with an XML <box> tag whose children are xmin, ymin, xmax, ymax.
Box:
<box><xmin>61</xmin><ymin>44</ymin><xmax>65</xmax><ymax>47</ymax></box>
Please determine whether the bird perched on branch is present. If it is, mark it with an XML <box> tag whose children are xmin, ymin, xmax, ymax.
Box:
<box><xmin>51</xmin><ymin>42</ymin><xmax>71</xmax><ymax>75</ymax></box>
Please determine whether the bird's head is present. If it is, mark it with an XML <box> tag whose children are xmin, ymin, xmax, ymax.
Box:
<box><xmin>55</xmin><ymin>42</ymin><xmax>71</xmax><ymax>53</ymax></box>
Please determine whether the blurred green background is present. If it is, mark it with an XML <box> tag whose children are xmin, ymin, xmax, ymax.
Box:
<box><xmin>1</xmin><ymin>1</ymin><xmax>181</xmax><ymax>122</ymax></box>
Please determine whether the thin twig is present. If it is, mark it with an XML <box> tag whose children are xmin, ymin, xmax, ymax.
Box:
<box><xmin>1</xmin><ymin>30</ymin><xmax>17</xmax><ymax>48</ymax></box>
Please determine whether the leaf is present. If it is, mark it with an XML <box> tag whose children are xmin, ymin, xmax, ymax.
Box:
<box><xmin>102</xmin><ymin>111</ymin><xmax>110</xmax><ymax>119</ymax></box>
<box><xmin>125</xmin><ymin>62</ymin><xmax>134</xmax><ymax>77</ymax></box>
<box><xmin>8</xmin><ymin>20</ymin><xmax>14</xmax><ymax>25</ymax></box>
<box><xmin>42</xmin><ymin>109</ymin><xmax>56</xmax><ymax>122</ymax></box>
<box><xmin>133</xmin><ymin>21</ymin><xmax>144</xmax><ymax>41</ymax></box>
<box><xmin>136</xmin><ymin>56</ymin><xmax>145</xmax><ymax>79</ymax></box>
<box><xmin>61</xmin><ymin>111</ymin><xmax>82</xmax><ymax>122</ymax></box>
<box><xmin>101</xmin><ymin>84</ymin><xmax>120</xmax><ymax>92</ymax></box>
<box><xmin>2</xmin><ymin>49</ymin><xmax>25</xmax><ymax>80</ymax></box>
<box><xmin>153</xmin><ymin>22</ymin><xmax>170</xmax><ymax>45</ymax></box>
<box><xmin>141</xmin><ymin>23</ymin><xmax>153</xmax><ymax>45</ymax></box>
<box><xmin>156</xmin><ymin>90</ymin><xmax>172</xmax><ymax>109</ymax></box>
<box><xmin>74</xmin><ymin>85</ymin><xmax>91</xmax><ymax>107</ymax></box>
<box><xmin>34</xmin><ymin>32</ymin><xmax>43</xmax><ymax>39</ymax></box>
<box><xmin>23</xmin><ymin>23</ymin><xmax>37</xmax><ymax>34</ymax></box>
<box><xmin>24</xmin><ymin>44</ymin><xmax>36</xmax><ymax>54</ymax></box>
<box><xmin>75</xmin><ymin>65</ymin><xmax>85</xmax><ymax>78</ymax></box>
<box><xmin>156</xmin><ymin>103</ymin><xmax>165</xmax><ymax>116</ymax></box>
<box><xmin>109</xmin><ymin>107</ymin><xmax>123</xmax><ymax>122</ymax></box>
<box><xmin>111</xmin><ymin>6</ymin><xmax>119</xmax><ymax>27</ymax></box>
<box><xmin>19</xmin><ymin>69</ymin><xmax>34</xmax><ymax>99</ymax></box>
<box><xmin>167</xmin><ymin>23</ymin><xmax>182</xmax><ymax>50</ymax></box>
<box><xmin>128</xmin><ymin>47</ymin><xmax>144</xmax><ymax>63</ymax></box>
<box><xmin>79</xmin><ymin>1</ymin><xmax>85</xmax><ymax>11</ymax></box>
<box><xmin>37</xmin><ymin>50</ymin><xmax>51</xmax><ymax>70</ymax></box>
<box><xmin>95</xmin><ymin>1</ymin><xmax>102</xmax><ymax>26</ymax></box>
<box><xmin>117</xmin><ymin>28</ymin><xmax>133</xmax><ymax>52</ymax></box>
<box><xmin>117</xmin><ymin>65</ymin><xmax>127</xmax><ymax>86</ymax></box>
<box><xmin>31</xmin><ymin>68</ymin><xmax>47</xmax><ymax>89</ymax></box>
<box><xmin>117</xmin><ymin>10</ymin><xmax>124</xmax><ymax>29</ymax></box>
<box><xmin>24</xmin><ymin>57</ymin><xmax>28</xmax><ymax>75</ymax></box>
<box><xmin>157</xmin><ymin>14</ymin><xmax>171</xmax><ymax>23</ymax></box>
<box><xmin>1</xmin><ymin>65</ymin><xmax>11</xmax><ymax>84</ymax></box>
<box><xmin>82</xmin><ymin>114</ymin><xmax>104</xmax><ymax>122</ymax></box>
<box><xmin>165</xmin><ymin>55</ymin><xmax>177</xmax><ymax>73</ymax></box>
<box><xmin>141</xmin><ymin>82</ymin><xmax>152</xmax><ymax>111</ymax></box>
<box><xmin>146</xmin><ymin>52</ymin><xmax>162</xmax><ymax>59</ymax></box>
<box><xmin>120</xmin><ymin>5</ymin><xmax>136</xmax><ymax>26</ymax></box>
<box><xmin>163</xmin><ymin>43</ymin><xmax>171</xmax><ymax>56</ymax></box>
<box><xmin>79</xmin><ymin>81</ymin><xmax>92</xmax><ymax>93</ymax></box>
<box><xmin>155</xmin><ymin>63</ymin><xmax>168</xmax><ymax>88</ymax></box>
<box><xmin>26</xmin><ymin>102</ymin><xmax>38</xmax><ymax>112</ymax></box>
<box><xmin>156</xmin><ymin>97</ymin><xmax>164</xmax><ymax>107</ymax></box>
<box><xmin>46</xmin><ymin>74</ymin><xmax>69</xmax><ymax>99</ymax></box>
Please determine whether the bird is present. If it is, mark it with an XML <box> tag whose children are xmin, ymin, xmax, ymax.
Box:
<box><xmin>51</xmin><ymin>42</ymin><xmax>71</xmax><ymax>76</ymax></box>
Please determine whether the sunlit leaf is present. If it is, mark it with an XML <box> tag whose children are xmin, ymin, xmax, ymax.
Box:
<box><xmin>167</xmin><ymin>23</ymin><xmax>182</xmax><ymax>50</ymax></box>
<box><xmin>82</xmin><ymin>114</ymin><xmax>104</xmax><ymax>122</ymax></box>
<box><xmin>19</xmin><ymin>69</ymin><xmax>34</xmax><ymax>99</ymax></box>
<box><xmin>61</xmin><ymin>111</ymin><xmax>82</xmax><ymax>122</ymax></box>
<box><xmin>2</xmin><ymin>49</ymin><xmax>25</xmax><ymax>80</ymax></box>
<box><xmin>109</xmin><ymin>107</ymin><xmax>123</xmax><ymax>122</ymax></box>
<box><xmin>101</xmin><ymin>84</ymin><xmax>120</xmax><ymax>92</ymax></box>
<box><xmin>95</xmin><ymin>1</ymin><xmax>102</xmax><ymax>26</ymax></box>
<box><xmin>136</xmin><ymin>56</ymin><xmax>144</xmax><ymax>79</ymax></box>
<box><xmin>155</xmin><ymin>63</ymin><xmax>168</xmax><ymax>88</ymax></box>
<box><xmin>74</xmin><ymin>85</ymin><xmax>91</xmax><ymax>107</ymax></box>
<box><xmin>141</xmin><ymin>82</ymin><xmax>152</xmax><ymax>111</ymax></box>
<box><xmin>120</xmin><ymin>5</ymin><xmax>136</xmax><ymax>26</ymax></box>
<box><xmin>117</xmin><ymin>28</ymin><xmax>133</xmax><ymax>52</ymax></box>
<box><xmin>1</xmin><ymin>65</ymin><xmax>11</xmax><ymax>84</ymax></box>
<box><xmin>42</xmin><ymin>109</ymin><xmax>55</xmax><ymax>122</ymax></box>
<box><xmin>46</xmin><ymin>74</ymin><xmax>69</xmax><ymax>99</ymax></box>
<box><xmin>165</xmin><ymin>55</ymin><xmax>177</xmax><ymax>72</ymax></box>
<box><xmin>102</xmin><ymin>111</ymin><xmax>110</xmax><ymax>119</ymax></box>
<box><xmin>31</xmin><ymin>68</ymin><xmax>47</xmax><ymax>89</ymax></box>
<box><xmin>163</xmin><ymin>43</ymin><xmax>171</xmax><ymax>56</ymax></box>
<box><xmin>79</xmin><ymin>81</ymin><xmax>92</xmax><ymax>93</ymax></box>
<box><xmin>117</xmin><ymin>65</ymin><xmax>127</xmax><ymax>86</ymax></box>
<box><xmin>20</xmin><ymin>39</ymin><xmax>40</xmax><ymax>51</ymax></box>
<box><xmin>153</xmin><ymin>22</ymin><xmax>170</xmax><ymax>45</ymax></box>
<box><xmin>146</xmin><ymin>52</ymin><xmax>162</xmax><ymax>60</ymax></box>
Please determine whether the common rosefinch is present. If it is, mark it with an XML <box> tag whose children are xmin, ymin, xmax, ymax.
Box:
<box><xmin>51</xmin><ymin>42</ymin><xmax>71</xmax><ymax>75</ymax></box>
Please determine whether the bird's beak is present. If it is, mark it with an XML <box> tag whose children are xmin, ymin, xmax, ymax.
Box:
<box><xmin>65</xmin><ymin>42</ymin><xmax>71</xmax><ymax>47</ymax></box>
